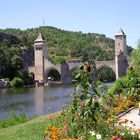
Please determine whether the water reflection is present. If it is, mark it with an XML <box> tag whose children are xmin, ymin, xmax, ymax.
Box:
<box><xmin>34</xmin><ymin>87</ymin><xmax>45</xmax><ymax>115</ymax></box>
<box><xmin>0</xmin><ymin>85</ymin><xmax>73</xmax><ymax>120</ymax></box>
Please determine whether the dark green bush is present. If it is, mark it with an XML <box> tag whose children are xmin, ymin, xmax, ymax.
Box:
<box><xmin>109</xmin><ymin>76</ymin><xmax>129</xmax><ymax>95</ymax></box>
<box><xmin>11</xmin><ymin>77</ymin><xmax>24</xmax><ymax>87</ymax></box>
<box><xmin>17</xmin><ymin>69</ymin><xmax>34</xmax><ymax>85</ymax></box>
<box><xmin>109</xmin><ymin>68</ymin><xmax>140</xmax><ymax>101</ymax></box>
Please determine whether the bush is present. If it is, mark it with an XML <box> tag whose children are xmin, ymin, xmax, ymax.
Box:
<box><xmin>109</xmin><ymin>76</ymin><xmax>129</xmax><ymax>95</ymax></box>
<box><xmin>61</xmin><ymin>64</ymin><xmax>117</xmax><ymax>139</ymax></box>
<box><xmin>54</xmin><ymin>56</ymin><xmax>66</xmax><ymax>64</ymax></box>
<box><xmin>11</xmin><ymin>77</ymin><xmax>24</xmax><ymax>87</ymax></box>
<box><xmin>17</xmin><ymin>69</ymin><xmax>34</xmax><ymax>85</ymax></box>
<box><xmin>109</xmin><ymin>68</ymin><xmax>140</xmax><ymax>101</ymax></box>
<box><xmin>24</xmin><ymin>76</ymin><xmax>34</xmax><ymax>85</ymax></box>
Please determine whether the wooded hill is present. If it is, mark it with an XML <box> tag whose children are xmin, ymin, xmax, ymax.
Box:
<box><xmin>0</xmin><ymin>26</ymin><xmax>133</xmax><ymax>65</ymax></box>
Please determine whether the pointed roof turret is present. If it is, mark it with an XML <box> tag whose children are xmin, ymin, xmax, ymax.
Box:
<box><xmin>34</xmin><ymin>33</ymin><xmax>45</xmax><ymax>43</ymax></box>
<box><xmin>115</xmin><ymin>28</ymin><xmax>125</xmax><ymax>36</ymax></box>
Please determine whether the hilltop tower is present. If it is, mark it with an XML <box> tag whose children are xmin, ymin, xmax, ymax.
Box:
<box><xmin>34</xmin><ymin>33</ymin><xmax>47</xmax><ymax>83</ymax></box>
<box><xmin>115</xmin><ymin>29</ymin><xmax>128</xmax><ymax>79</ymax></box>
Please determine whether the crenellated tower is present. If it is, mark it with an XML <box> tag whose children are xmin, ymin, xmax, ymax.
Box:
<box><xmin>34</xmin><ymin>33</ymin><xmax>47</xmax><ymax>83</ymax></box>
<box><xmin>115</xmin><ymin>29</ymin><xmax>128</xmax><ymax>79</ymax></box>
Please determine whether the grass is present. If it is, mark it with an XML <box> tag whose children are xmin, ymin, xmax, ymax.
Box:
<box><xmin>0</xmin><ymin>112</ymin><xmax>27</xmax><ymax>129</ymax></box>
<box><xmin>0</xmin><ymin>112</ymin><xmax>62</xmax><ymax>140</ymax></box>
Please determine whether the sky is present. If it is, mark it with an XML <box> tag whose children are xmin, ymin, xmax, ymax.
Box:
<box><xmin>0</xmin><ymin>0</ymin><xmax>140</xmax><ymax>48</ymax></box>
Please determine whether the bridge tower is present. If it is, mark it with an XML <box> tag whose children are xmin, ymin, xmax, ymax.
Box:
<box><xmin>34</xmin><ymin>33</ymin><xmax>47</xmax><ymax>83</ymax></box>
<box><xmin>115</xmin><ymin>29</ymin><xmax>128</xmax><ymax>79</ymax></box>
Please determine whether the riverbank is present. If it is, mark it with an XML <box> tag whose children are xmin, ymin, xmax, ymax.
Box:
<box><xmin>120</xmin><ymin>108</ymin><xmax>140</xmax><ymax>130</ymax></box>
<box><xmin>0</xmin><ymin>112</ymin><xmax>61</xmax><ymax>140</ymax></box>
<box><xmin>1</xmin><ymin>107</ymin><xmax>139</xmax><ymax>140</ymax></box>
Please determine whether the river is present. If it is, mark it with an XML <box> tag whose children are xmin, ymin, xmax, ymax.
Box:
<box><xmin>0</xmin><ymin>85</ymin><xmax>73</xmax><ymax>120</ymax></box>
<box><xmin>0</xmin><ymin>83</ymin><xmax>114</xmax><ymax>120</ymax></box>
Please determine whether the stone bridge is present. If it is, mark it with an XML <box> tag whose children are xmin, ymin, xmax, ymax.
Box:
<box><xmin>28</xmin><ymin>59</ymin><xmax>116</xmax><ymax>82</ymax></box>
<box><xmin>67</xmin><ymin>60</ymin><xmax>116</xmax><ymax>73</ymax></box>
<box><xmin>28</xmin><ymin>29</ymin><xmax>129</xmax><ymax>84</ymax></box>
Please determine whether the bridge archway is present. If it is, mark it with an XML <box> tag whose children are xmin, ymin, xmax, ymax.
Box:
<box><xmin>45</xmin><ymin>67</ymin><xmax>61</xmax><ymax>81</ymax></box>
<box><xmin>29</xmin><ymin>72</ymin><xmax>35</xmax><ymax>80</ymax></box>
<box><xmin>97</xmin><ymin>65</ymin><xmax>116</xmax><ymax>82</ymax></box>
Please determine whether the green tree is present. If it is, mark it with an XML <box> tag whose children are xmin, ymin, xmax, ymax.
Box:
<box><xmin>131</xmin><ymin>41</ymin><xmax>140</xmax><ymax>73</ymax></box>
<box><xmin>0</xmin><ymin>48</ymin><xmax>8</xmax><ymax>73</ymax></box>
<box><xmin>17</xmin><ymin>69</ymin><xmax>34</xmax><ymax>85</ymax></box>
<box><xmin>0</xmin><ymin>47</ymin><xmax>13</xmax><ymax>78</ymax></box>
<box><xmin>11</xmin><ymin>55</ymin><xmax>24</xmax><ymax>71</ymax></box>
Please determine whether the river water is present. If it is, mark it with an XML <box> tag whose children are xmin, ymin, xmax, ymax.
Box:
<box><xmin>0</xmin><ymin>85</ymin><xmax>73</xmax><ymax>120</ymax></box>
<box><xmin>0</xmin><ymin>83</ymin><xmax>113</xmax><ymax>120</ymax></box>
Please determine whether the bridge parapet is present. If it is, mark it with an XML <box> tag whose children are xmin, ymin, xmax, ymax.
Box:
<box><xmin>28</xmin><ymin>60</ymin><xmax>116</xmax><ymax>76</ymax></box>
<box><xmin>68</xmin><ymin>61</ymin><xmax>83</xmax><ymax>71</ymax></box>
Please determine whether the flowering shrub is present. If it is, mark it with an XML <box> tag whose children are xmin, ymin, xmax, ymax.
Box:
<box><xmin>61</xmin><ymin>63</ymin><xmax>119</xmax><ymax>139</ymax></box>
<box><xmin>45</xmin><ymin>125</ymin><xmax>78</xmax><ymax>140</ymax></box>
<box><xmin>45</xmin><ymin>126</ymin><xmax>61</xmax><ymax>140</ymax></box>
<box><xmin>88</xmin><ymin>131</ymin><xmax>102</xmax><ymax>140</ymax></box>
<box><xmin>113</xmin><ymin>98</ymin><xmax>135</xmax><ymax>115</ymax></box>
<box><xmin>113</xmin><ymin>119</ymin><xmax>140</xmax><ymax>140</ymax></box>
<box><xmin>109</xmin><ymin>67</ymin><xmax>140</xmax><ymax>102</ymax></box>
<box><xmin>44</xmin><ymin>63</ymin><xmax>140</xmax><ymax>140</ymax></box>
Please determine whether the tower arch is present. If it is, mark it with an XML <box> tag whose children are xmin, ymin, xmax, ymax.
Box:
<box><xmin>45</xmin><ymin>67</ymin><xmax>61</xmax><ymax>81</ymax></box>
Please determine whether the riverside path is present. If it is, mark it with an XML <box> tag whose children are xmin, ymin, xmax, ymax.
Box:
<box><xmin>120</xmin><ymin>108</ymin><xmax>140</xmax><ymax>130</ymax></box>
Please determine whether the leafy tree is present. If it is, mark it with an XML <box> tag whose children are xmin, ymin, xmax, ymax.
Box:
<box><xmin>131</xmin><ymin>41</ymin><xmax>140</xmax><ymax>73</ymax></box>
<box><xmin>0</xmin><ymin>48</ymin><xmax>8</xmax><ymax>73</ymax></box>
<box><xmin>17</xmin><ymin>69</ymin><xmax>34</xmax><ymax>85</ymax></box>
<box><xmin>0</xmin><ymin>26</ymin><xmax>119</xmax><ymax>65</ymax></box>
<box><xmin>11</xmin><ymin>55</ymin><xmax>24</xmax><ymax>71</ymax></box>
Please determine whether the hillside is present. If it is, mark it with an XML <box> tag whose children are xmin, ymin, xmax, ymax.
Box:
<box><xmin>0</xmin><ymin>26</ymin><xmax>132</xmax><ymax>65</ymax></box>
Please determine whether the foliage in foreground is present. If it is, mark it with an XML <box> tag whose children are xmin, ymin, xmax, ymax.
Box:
<box><xmin>61</xmin><ymin>65</ymin><xmax>115</xmax><ymax>139</ymax></box>
<box><xmin>109</xmin><ymin>67</ymin><xmax>140</xmax><ymax>102</ymax></box>
<box><xmin>45</xmin><ymin>64</ymin><xmax>140</xmax><ymax>140</ymax></box>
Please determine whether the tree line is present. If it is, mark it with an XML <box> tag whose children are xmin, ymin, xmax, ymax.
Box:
<box><xmin>0</xmin><ymin>26</ymin><xmax>133</xmax><ymax>85</ymax></box>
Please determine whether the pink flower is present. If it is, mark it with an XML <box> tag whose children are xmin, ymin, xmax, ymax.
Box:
<box><xmin>62</xmin><ymin>123</ymin><xmax>68</xmax><ymax>132</ymax></box>
<box><xmin>111</xmin><ymin>136</ymin><xmax>122</xmax><ymax>140</ymax></box>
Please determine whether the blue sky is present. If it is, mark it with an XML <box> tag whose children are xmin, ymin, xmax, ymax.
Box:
<box><xmin>0</xmin><ymin>0</ymin><xmax>140</xmax><ymax>48</ymax></box>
